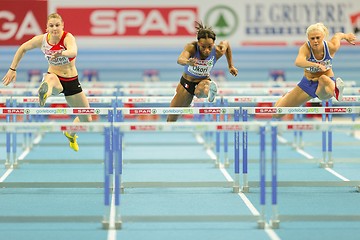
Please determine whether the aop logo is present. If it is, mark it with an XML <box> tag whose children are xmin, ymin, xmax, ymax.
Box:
<box><xmin>204</xmin><ymin>5</ymin><xmax>238</xmax><ymax>38</ymax></box>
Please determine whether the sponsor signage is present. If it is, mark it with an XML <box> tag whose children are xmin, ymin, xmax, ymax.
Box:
<box><xmin>0</xmin><ymin>0</ymin><xmax>47</xmax><ymax>45</ymax></box>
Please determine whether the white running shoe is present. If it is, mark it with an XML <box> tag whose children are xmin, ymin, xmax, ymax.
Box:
<box><xmin>208</xmin><ymin>81</ymin><xmax>218</xmax><ymax>102</ymax></box>
<box><xmin>334</xmin><ymin>77</ymin><xmax>344</xmax><ymax>101</ymax></box>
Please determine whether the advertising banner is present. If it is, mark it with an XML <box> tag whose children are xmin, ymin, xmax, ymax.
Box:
<box><xmin>0</xmin><ymin>0</ymin><xmax>47</xmax><ymax>45</ymax></box>
<box><xmin>1</xmin><ymin>0</ymin><xmax>360</xmax><ymax>47</ymax></box>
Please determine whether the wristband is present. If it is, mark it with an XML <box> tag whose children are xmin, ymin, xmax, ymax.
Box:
<box><xmin>9</xmin><ymin>68</ymin><xmax>16</xmax><ymax>71</ymax></box>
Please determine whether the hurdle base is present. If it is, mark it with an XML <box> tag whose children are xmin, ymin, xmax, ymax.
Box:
<box><xmin>319</xmin><ymin>161</ymin><xmax>333</xmax><ymax>168</ymax></box>
<box><xmin>357</xmin><ymin>185</ymin><xmax>360</xmax><ymax>192</ymax></box>
<box><xmin>115</xmin><ymin>220</ymin><xmax>122</xmax><ymax>229</ymax></box>
<box><xmin>270</xmin><ymin>219</ymin><xmax>280</xmax><ymax>229</ymax></box>
<box><xmin>257</xmin><ymin>220</ymin><xmax>265</xmax><ymax>229</ymax></box>
<box><xmin>12</xmin><ymin>162</ymin><xmax>19</xmax><ymax>169</ymax></box>
<box><xmin>319</xmin><ymin>162</ymin><xmax>327</xmax><ymax>168</ymax></box>
<box><xmin>242</xmin><ymin>186</ymin><xmax>250</xmax><ymax>193</ymax></box>
<box><xmin>232</xmin><ymin>186</ymin><xmax>240</xmax><ymax>193</ymax></box>
<box><xmin>102</xmin><ymin>220</ymin><xmax>109</xmax><ymax>229</ymax></box>
<box><xmin>4</xmin><ymin>162</ymin><xmax>11</xmax><ymax>169</ymax></box>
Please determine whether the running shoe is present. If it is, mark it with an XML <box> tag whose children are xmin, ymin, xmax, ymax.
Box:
<box><xmin>208</xmin><ymin>81</ymin><xmax>218</xmax><ymax>102</ymax></box>
<box><xmin>64</xmin><ymin>131</ymin><xmax>79</xmax><ymax>152</ymax></box>
<box><xmin>38</xmin><ymin>81</ymin><xmax>48</xmax><ymax>107</ymax></box>
<box><xmin>334</xmin><ymin>77</ymin><xmax>344</xmax><ymax>101</ymax></box>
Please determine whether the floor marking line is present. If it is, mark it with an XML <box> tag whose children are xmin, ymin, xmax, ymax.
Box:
<box><xmin>295</xmin><ymin>147</ymin><xmax>314</xmax><ymax>159</ymax></box>
<box><xmin>0</xmin><ymin>168</ymin><xmax>13</xmax><ymax>182</ymax></box>
<box><xmin>325</xmin><ymin>168</ymin><xmax>350</xmax><ymax>181</ymax></box>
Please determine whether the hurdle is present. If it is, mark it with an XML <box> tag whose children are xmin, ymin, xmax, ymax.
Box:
<box><xmin>243</xmin><ymin>106</ymin><xmax>360</xmax><ymax>170</ymax></box>
<box><xmin>3</xmin><ymin>85</ymin><xmax>360</xmax><ymax>97</ymax></box>
<box><xmin>4</xmin><ymin>80</ymin><xmax>357</xmax><ymax>89</ymax></box>
<box><xmin>269</xmin><ymin>121</ymin><xmax>360</xmax><ymax>228</ymax></box>
<box><xmin>0</xmin><ymin>118</ymin><xmax>267</xmax><ymax>229</ymax></box>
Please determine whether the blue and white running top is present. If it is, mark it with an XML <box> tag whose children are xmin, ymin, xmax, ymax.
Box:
<box><xmin>305</xmin><ymin>40</ymin><xmax>332</xmax><ymax>73</ymax></box>
<box><xmin>184</xmin><ymin>45</ymin><xmax>217</xmax><ymax>79</ymax></box>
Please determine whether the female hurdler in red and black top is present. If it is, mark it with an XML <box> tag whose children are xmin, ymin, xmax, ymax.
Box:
<box><xmin>2</xmin><ymin>13</ymin><xmax>92</xmax><ymax>152</ymax></box>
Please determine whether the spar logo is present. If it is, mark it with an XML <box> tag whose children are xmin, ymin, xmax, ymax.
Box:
<box><xmin>204</xmin><ymin>5</ymin><xmax>238</xmax><ymax>37</ymax></box>
<box><xmin>287</xmin><ymin>124</ymin><xmax>314</xmax><ymax>130</ymax></box>
<box><xmin>199</xmin><ymin>108</ymin><xmax>226</xmax><ymax>114</ymax></box>
<box><xmin>60</xmin><ymin>126</ymin><xmax>89</xmax><ymax>132</ymax></box>
<box><xmin>57</xmin><ymin>7</ymin><xmax>198</xmax><ymax>36</ymax></box>
<box><xmin>234</xmin><ymin>97</ymin><xmax>253</xmax><ymax>102</ymax></box>
<box><xmin>325</xmin><ymin>108</ymin><xmax>351</xmax><ymax>113</ymax></box>
<box><xmin>72</xmin><ymin>109</ymin><xmax>100</xmax><ymax>114</ymax></box>
<box><xmin>130</xmin><ymin>125</ymin><xmax>157</xmax><ymax>131</ymax></box>
<box><xmin>255</xmin><ymin>108</ymin><xmax>277</xmax><ymax>114</ymax></box>
<box><xmin>129</xmin><ymin>109</ymin><xmax>152</xmax><ymax>114</ymax></box>
<box><xmin>342</xmin><ymin>96</ymin><xmax>357</xmax><ymax>102</ymax></box>
<box><xmin>217</xmin><ymin>125</ymin><xmax>243</xmax><ymax>131</ymax></box>
<box><xmin>2</xmin><ymin>108</ymin><xmax>25</xmax><ymax>114</ymax></box>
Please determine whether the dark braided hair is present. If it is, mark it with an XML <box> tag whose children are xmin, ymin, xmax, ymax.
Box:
<box><xmin>195</xmin><ymin>21</ymin><xmax>216</xmax><ymax>41</ymax></box>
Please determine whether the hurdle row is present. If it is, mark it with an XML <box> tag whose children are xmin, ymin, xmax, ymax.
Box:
<box><xmin>1</xmin><ymin>107</ymin><xmax>360</xmax><ymax>228</ymax></box>
<box><xmin>2</xmin><ymin>105</ymin><xmax>360</xmax><ymax>171</ymax></box>
<box><xmin>3</xmin><ymin>80</ymin><xmax>357</xmax><ymax>89</ymax></box>
<box><xmin>2</xmin><ymin>86</ymin><xmax>360</xmax><ymax>97</ymax></box>
<box><xmin>3</xmin><ymin>95</ymin><xmax>360</xmax><ymax>105</ymax></box>
<box><xmin>1</xmin><ymin>108</ymin><xmax>359</xmax><ymax>229</ymax></box>
<box><xmin>0</xmin><ymin>111</ymin><xmax>267</xmax><ymax>229</ymax></box>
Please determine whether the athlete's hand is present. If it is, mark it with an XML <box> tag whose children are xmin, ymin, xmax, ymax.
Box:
<box><xmin>187</xmin><ymin>58</ymin><xmax>197</xmax><ymax>66</ymax></box>
<box><xmin>50</xmin><ymin>50</ymin><xmax>63</xmax><ymax>60</ymax></box>
<box><xmin>316</xmin><ymin>63</ymin><xmax>327</xmax><ymax>72</ymax></box>
<box><xmin>229</xmin><ymin>66</ymin><xmax>238</xmax><ymax>76</ymax></box>
<box><xmin>345</xmin><ymin>33</ymin><xmax>356</xmax><ymax>45</ymax></box>
<box><xmin>2</xmin><ymin>69</ymin><xmax>17</xmax><ymax>86</ymax></box>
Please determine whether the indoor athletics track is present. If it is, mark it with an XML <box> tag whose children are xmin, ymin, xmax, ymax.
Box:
<box><xmin>0</xmin><ymin>103</ymin><xmax>359</xmax><ymax>240</ymax></box>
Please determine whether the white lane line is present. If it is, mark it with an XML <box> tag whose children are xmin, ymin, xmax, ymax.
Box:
<box><xmin>107</xmin><ymin>193</ymin><xmax>117</xmax><ymax>240</ymax></box>
<box><xmin>325</xmin><ymin>168</ymin><xmax>350</xmax><ymax>181</ymax></box>
<box><xmin>295</xmin><ymin>147</ymin><xmax>314</xmax><ymax>159</ymax></box>
<box><xmin>199</xmin><ymin>131</ymin><xmax>281</xmax><ymax>240</ymax></box>
<box><xmin>0</xmin><ymin>168</ymin><xmax>13</xmax><ymax>182</ymax></box>
<box><xmin>0</xmin><ymin>133</ymin><xmax>41</xmax><ymax>181</ymax></box>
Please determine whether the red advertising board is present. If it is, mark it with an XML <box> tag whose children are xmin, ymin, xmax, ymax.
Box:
<box><xmin>56</xmin><ymin>7</ymin><xmax>197</xmax><ymax>37</ymax></box>
<box><xmin>0</xmin><ymin>0</ymin><xmax>47</xmax><ymax>45</ymax></box>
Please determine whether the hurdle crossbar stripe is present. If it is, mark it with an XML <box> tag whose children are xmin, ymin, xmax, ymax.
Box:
<box><xmin>0</xmin><ymin>107</ymin><xmax>112</xmax><ymax>115</ymax></box>
<box><xmin>0</xmin><ymin>214</ymin><xmax>260</xmax><ymax>223</ymax></box>
<box><xmin>248</xmin><ymin>181</ymin><xmax>360</xmax><ymax>188</ymax></box>
<box><xmin>278</xmin><ymin>215</ymin><xmax>360</xmax><ymax>222</ymax></box>
<box><xmin>0</xmin><ymin>107</ymin><xmax>239</xmax><ymax>115</ymax></box>
<box><xmin>122</xmin><ymin>181</ymin><xmax>234</xmax><ymax>188</ymax></box>
<box><xmin>0</xmin><ymin>182</ymin><xmax>103</xmax><ymax>188</ymax></box>
<box><xmin>0</xmin><ymin>121</ymin><xmax>264</xmax><ymax>133</ymax></box>
<box><xmin>2</xmin><ymin>95</ymin><xmax>360</xmax><ymax>105</ymax></box>
<box><xmin>116</xmin><ymin>107</ymin><xmax>238</xmax><ymax>115</ymax></box>
<box><xmin>0</xmin><ymin>122</ymin><xmax>109</xmax><ymax>133</ymax></box>
<box><xmin>7</xmin><ymin>80</ymin><xmax>357</xmax><ymax>88</ymax></box>
<box><xmin>243</xmin><ymin>106</ymin><xmax>360</xmax><ymax>114</ymax></box>
<box><xmin>270</xmin><ymin>121</ymin><xmax>360</xmax><ymax>131</ymax></box>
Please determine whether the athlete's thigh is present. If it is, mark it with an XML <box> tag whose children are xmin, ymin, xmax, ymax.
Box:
<box><xmin>275</xmin><ymin>86</ymin><xmax>312</xmax><ymax>107</ymax></box>
<box><xmin>65</xmin><ymin>92</ymin><xmax>90</xmax><ymax>107</ymax></box>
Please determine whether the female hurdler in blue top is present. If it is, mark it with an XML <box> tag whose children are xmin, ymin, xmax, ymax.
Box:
<box><xmin>167</xmin><ymin>21</ymin><xmax>238</xmax><ymax>122</ymax></box>
<box><xmin>273</xmin><ymin>22</ymin><xmax>356</xmax><ymax>118</ymax></box>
